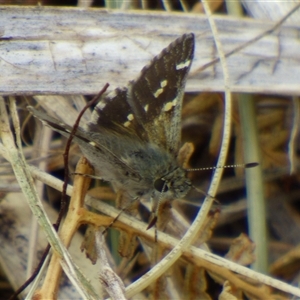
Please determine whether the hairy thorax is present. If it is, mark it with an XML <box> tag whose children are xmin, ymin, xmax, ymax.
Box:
<box><xmin>120</xmin><ymin>143</ymin><xmax>191</xmax><ymax>201</ymax></box>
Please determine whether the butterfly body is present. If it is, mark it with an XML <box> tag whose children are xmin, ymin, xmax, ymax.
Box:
<box><xmin>28</xmin><ymin>33</ymin><xmax>195</xmax><ymax>211</ymax></box>
<box><xmin>78</xmin><ymin>127</ymin><xmax>191</xmax><ymax>202</ymax></box>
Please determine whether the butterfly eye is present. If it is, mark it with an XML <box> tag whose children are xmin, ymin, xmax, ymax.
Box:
<box><xmin>154</xmin><ymin>178</ymin><xmax>169</xmax><ymax>193</ymax></box>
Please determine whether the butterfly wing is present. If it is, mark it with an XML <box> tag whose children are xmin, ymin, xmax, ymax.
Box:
<box><xmin>127</xmin><ymin>33</ymin><xmax>194</xmax><ymax>155</ymax></box>
<box><xmin>28</xmin><ymin>34</ymin><xmax>194</xmax><ymax>188</ymax></box>
<box><xmin>88</xmin><ymin>33</ymin><xmax>195</xmax><ymax>156</ymax></box>
<box><xmin>27</xmin><ymin>106</ymin><xmax>142</xmax><ymax>182</ymax></box>
<box><xmin>88</xmin><ymin>87</ymin><xmax>147</xmax><ymax>142</ymax></box>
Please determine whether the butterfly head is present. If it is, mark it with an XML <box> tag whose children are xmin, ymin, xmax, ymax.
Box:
<box><xmin>153</xmin><ymin>167</ymin><xmax>191</xmax><ymax>199</ymax></box>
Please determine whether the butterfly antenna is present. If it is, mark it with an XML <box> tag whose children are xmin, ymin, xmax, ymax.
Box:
<box><xmin>186</xmin><ymin>162</ymin><xmax>258</xmax><ymax>172</ymax></box>
<box><xmin>187</xmin><ymin>163</ymin><xmax>258</xmax><ymax>205</ymax></box>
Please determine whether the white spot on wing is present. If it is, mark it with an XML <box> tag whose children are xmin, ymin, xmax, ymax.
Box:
<box><xmin>144</xmin><ymin>104</ymin><xmax>149</xmax><ymax>112</ymax></box>
<box><xmin>161</xmin><ymin>80</ymin><xmax>167</xmax><ymax>87</ymax></box>
<box><xmin>176</xmin><ymin>59</ymin><xmax>191</xmax><ymax>70</ymax></box>
<box><xmin>123</xmin><ymin>114</ymin><xmax>134</xmax><ymax>127</ymax></box>
<box><xmin>89</xmin><ymin>141</ymin><xmax>96</xmax><ymax>146</ymax></box>
<box><xmin>154</xmin><ymin>88</ymin><xmax>163</xmax><ymax>98</ymax></box>
<box><xmin>163</xmin><ymin>98</ymin><xmax>178</xmax><ymax>112</ymax></box>
<box><xmin>106</xmin><ymin>89</ymin><xmax>118</xmax><ymax>100</ymax></box>
<box><xmin>97</xmin><ymin>101</ymin><xmax>106</xmax><ymax>110</ymax></box>
<box><xmin>153</xmin><ymin>79</ymin><xmax>168</xmax><ymax>98</ymax></box>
